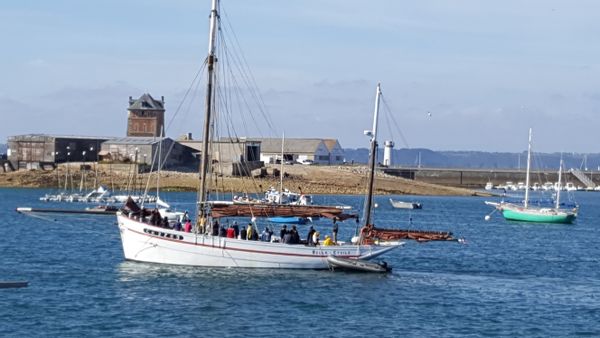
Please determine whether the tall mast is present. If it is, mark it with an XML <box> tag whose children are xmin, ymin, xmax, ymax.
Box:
<box><xmin>279</xmin><ymin>132</ymin><xmax>285</xmax><ymax>203</ymax></box>
<box><xmin>198</xmin><ymin>0</ymin><xmax>219</xmax><ymax>220</ymax></box>
<box><xmin>556</xmin><ymin>158</ymin><xmax>563</xmax><ymax>208</ymax></box>
<box><xmin>363</xmin><ymin>83</ymin><xmax>382</xmax><ymax>227</ymax></box>
<box><xmin>524</xmin><ymin>127</ymin><xmax>532</xmax><ymax>208</ymax></box>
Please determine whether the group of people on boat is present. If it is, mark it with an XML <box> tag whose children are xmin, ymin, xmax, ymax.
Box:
<box><xmin>132</xmin><ymin>205</ymin><xmax>340</xmax><ymax>245</ymax></box>
<box><xmin>139</xmin><ymin>208</ymin><xmax>194</xmax><ymax>232</ymax></box>
<box><xmin>208</xmin><ymin>220</ymin><xmax>274</xmax><ymax>241</ymax></box>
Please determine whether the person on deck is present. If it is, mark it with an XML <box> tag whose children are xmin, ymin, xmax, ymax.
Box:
<box><xmin>226</xmin><ymin>225</ymin><xmax>235</xmax><ymax>238</ymax></box>
<box><xmin>306</xmin><ymin>226</ymin><xmax>315</xmax><ymax>246</ymax></box>
<box><xmin>282</xmin><ymin>231</ymin><xmax>293</xmax><ymax>244</ymax></box>
<box><xmin>261</xmin><ymin>227</ymin><xmax>273</xmax><ymax>242</ymax></box>
<box><xmin>197</xmin><ymin>217</ymin><xmax>206</xmax><ymax>234</ymax></box>
<box><xmin>323</xmin><ymin>235</ymin><xmax>333</xmax><ymax>246</ymax></box>
<box><xmin>184</xmin><ymin>220</ymin><xmax>192</xmax><ymax>233</ymax></box>
<box><xmin>246</xmin><ymin>223</ymin><xmax>255</xmax><ymax>240</ymax></box>
<box><xmin>332</xmin><ymin>218</ymin><xmax>339</xmax><ymax>244</ymax></box>
<box><xmin>290</xmin><ymin>225</ymin><xmax>300</xmax><ymax>244</ymax></box>
<box><xmin>161</xmin><ymin>216</ymin><xmax>170</xmax><ymax>228</ymax></box>
<box><xmin>174</xmin><ymin>220</ymin><xmax>182</xmax><ymax>232</ymax></box>
<box><xmin>240</xmin><ymin>226</ymin><xmax>247</xmax><ymax>240</ymax></box>
<box><xmin>312</xmin><ymin>231</ymin><xmax>320</xmax><ymax>246</ymax></box>
<box><xmin>150</xmin><ymin>208</ymin><xmax>160</xmax><ymax>226</ymax></box>
<box><xmin>232</xmin><ymin>221</ymin><xmax>240</xmax><ymax>238</ymax></box>
<box><xmin>280</xmin><ymin>225</ymin><xmax>288</xmax><ymax>242</ymax></box>
<box><xmin>212</xmin><ymin>219</ymin><xmax>219</xmax><ymax>236</ymax></box>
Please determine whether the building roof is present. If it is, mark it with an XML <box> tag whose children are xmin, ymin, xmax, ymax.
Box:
<box><xmin>322</xmin><ymin>139</ymin><xmax>340</xmax><ymax>152</ymax></box>
<box><xmin>250</xmin><ymin>138</ymin><xmax>326</xmax><ymax>154</ymax></box>
<box><xmin>128</xmin><ymin>93</ymin><xmax>164</xmax><ymax>111</ymax></box>
<box><xmin>102</xmin><ymin>137</ymin><xmax>172</xmax><ymax>146</ymax></box>
<box><xmin>7</xmin><ymin>134</ymin><xmax>111</xmax><ymax>141</ymax></box>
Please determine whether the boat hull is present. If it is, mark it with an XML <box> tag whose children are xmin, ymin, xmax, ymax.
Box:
<box><xmin>267</xmin><ymin>216</ymin><xmax>309</xmax><ymax>224</ymax></box>
<box><xmin>389</xmin><ymin>199</ymin><xmax>422</xmax><ymax>209</ymax></box>
<box><xmin>327</xmin><ymin>255</ymin><xmax>391</xmax><ymax>273</ymax></box>
<box><xmin>500</xmin><ymin>205</ymin><xmax>576</xmax><ymax>224</ymax></box>
<box><xmin>117</xmin><ymin>213</ymin><xmax>397</xmax><ymax>269</ymax></box>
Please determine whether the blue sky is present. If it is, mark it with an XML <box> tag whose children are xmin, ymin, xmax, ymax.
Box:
<box><xmin>1</xmin><ymin>0</ymin><xmax>599</xmax><ymax>152</ymax></box>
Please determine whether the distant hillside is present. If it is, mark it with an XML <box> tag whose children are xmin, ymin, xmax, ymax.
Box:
<box><xmin>0</xmin><ymin>143</ymin><xmax>6</xmax><ymax>154</ymax></box>
<box><xmin>343</xmin><ymin>148</ymin><xmax>600</xmax><ymax>170</ymax></box>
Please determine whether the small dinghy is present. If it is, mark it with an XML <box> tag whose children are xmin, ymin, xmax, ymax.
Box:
<box><xmin>389</xmin><ymin>199</ymin><xmax>422</xmax><ymax>209</ymax></box>
<box><xmin>0</xmin><ymin>281</ymin><xmax>29</xmax><ymax>289</ymax></box>
<box><xmin>327</xmin><ymin>255</ymin><xmax>391</xmax><ymax>273</ymax></box>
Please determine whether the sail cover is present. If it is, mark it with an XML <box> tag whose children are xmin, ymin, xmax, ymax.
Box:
<box><xmin>208</xmin><ymin>203</ymin><xmax>357</xmax><ymax>220</ymax></box>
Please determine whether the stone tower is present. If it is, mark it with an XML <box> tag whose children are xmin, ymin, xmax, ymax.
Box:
<box><xmin>126</xmin><ymin>93</ymin><xmax>165</xmax><ymax>137</ymax></box>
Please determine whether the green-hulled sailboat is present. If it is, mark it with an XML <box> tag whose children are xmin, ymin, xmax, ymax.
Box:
<box><xmin>485</xmin><ymin>128</ymin><xmax>578</xmax><ymax>224</ymax></box>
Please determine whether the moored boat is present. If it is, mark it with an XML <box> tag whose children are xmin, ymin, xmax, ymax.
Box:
<box><xmin>389</xmin><ymin>198</ymin><xmax>422</xmax><ymax>209</ymax></box>
<box><xmin>327</xmin><ymin>255</ymin><xmax>392</xmax><ymax>273</ymax></box>
<box><xmin>485</xmin><ymin>129</ymin><xmax>577</xmax><ymax>224</ymax></box>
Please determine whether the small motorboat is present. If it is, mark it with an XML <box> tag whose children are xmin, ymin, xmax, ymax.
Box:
<box><xmin>327</xmin><ymin>255</ymin><xmax>391</xmax><ymax>273</ymax></box>
<box><xmin>389</xmin><ymin>199</ymin><xmax>422</xmax><ymax>209</ymax></box>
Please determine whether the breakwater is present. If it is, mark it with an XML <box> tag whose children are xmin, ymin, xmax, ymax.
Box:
<box><xmin>382</xmin><ymin>167</ymin><xmax>599</xmax><ymax>189</ymax></box>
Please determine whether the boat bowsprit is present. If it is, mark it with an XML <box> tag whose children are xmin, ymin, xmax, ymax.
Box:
<box><xmin>327</xmin><ymin>255</ymin><xmax>392</xmax><ymax>273</ymax></box>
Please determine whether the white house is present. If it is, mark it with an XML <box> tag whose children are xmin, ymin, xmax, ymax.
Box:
<box><xmin>251</xmin><ymin>138</ymin><xmax>344</xmax><ymax>165</ymax></box>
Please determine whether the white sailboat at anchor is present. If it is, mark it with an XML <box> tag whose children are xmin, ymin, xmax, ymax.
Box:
<box><xmin>115</xmin><ymin>0</ymin><xmax>399</xmax><ymax>269</ymax></box>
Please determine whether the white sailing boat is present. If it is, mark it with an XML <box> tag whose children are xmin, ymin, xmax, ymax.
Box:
<box><xmin>115</xmin><ymin>0</ymin><xmax>399</xmax><ymax>269</ymax></box>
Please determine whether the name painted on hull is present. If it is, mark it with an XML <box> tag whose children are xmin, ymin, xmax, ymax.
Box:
<box><xmin>312</xmin><ymin>250</ymin><xmax>353</xmax><ymax>256</ymax></box>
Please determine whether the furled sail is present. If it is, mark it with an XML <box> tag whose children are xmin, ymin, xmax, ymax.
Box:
<box><xmin>208</xmin><ymin>202</ymin><xmax>357</xmax><ymax>220</ymax></box>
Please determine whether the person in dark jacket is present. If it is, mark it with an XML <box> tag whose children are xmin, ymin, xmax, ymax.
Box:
<box><xmin>150</xmin><ymin>208</ymin><xmax>160</xmax><ymax>226</ymax></box>
<box><xmin>212</xmin><ymin>219</ymin><xmax>219</xmax><ymax>236</ymax></box>
<box><xmin>332</xmin><ymin>218</ymin><xmax>339</xmax><ymax>244</ymax></box>
<box><xmin>280</xmin><ymin>225</ymin><xmax>288</xmax><ymax>242</ymax></box>
<box><xmin>282</xmin><ymin>232</ymin><xmax>292</xmax><ymax>244</ymax></box>
<box><xmin>240</xmin><ymin>226</ymin><xmax>247</xmax><ymax>240</ymax></box>
<box><xmin>306</xmin><ymin>226</ymin><xmax>315</xmax><ymax>246</ymax></box>
<box><xmin>290</xmin><ymin>225</ymin><xmax>300</xmax><ymax>244</ymax></box>
<box><xmin>232</xmin><ymin>221</ymin><xmax>240</xmax><ymax>238</ymax></box>
<box><xmin>161</xmin><ymin>216</ymin><xmax>170</xmax><ymax>228</ymax></box>
<box><xmin>174</xmin><ymin>220</ymin><xmax>182</xmax><ymax>231</ymax></box>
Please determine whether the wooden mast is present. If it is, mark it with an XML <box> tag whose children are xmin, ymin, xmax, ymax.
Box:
<box><xmin>198</xmin><ymin>0</ymin><xmax>219</xmax><ymax>221</ymax></box>
<box><xmin>363</xmin><ymin>83</ymin><xmax>382</xmax><ymax>228</ymax></box>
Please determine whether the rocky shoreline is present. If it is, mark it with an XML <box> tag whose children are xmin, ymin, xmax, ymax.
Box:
<box><xmin>0</xmin><ymin>164</ymin><xmax>491</xmax><ymax>196</ymax></box>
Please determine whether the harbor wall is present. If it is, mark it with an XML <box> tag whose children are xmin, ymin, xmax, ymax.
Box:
<box><xmin>382</xmin><ymin>167</ymin><xmax>600</xmax><ymax>188</ymax></box>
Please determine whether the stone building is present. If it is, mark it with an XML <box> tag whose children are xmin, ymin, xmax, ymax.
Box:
<box><xmin>6</xmin><ymin>134</ymin><xmax>109</xmax><ymax>170</ymax></box>
<box><xmin>180</xmin><ymin>137</ymin><xmax>263</xmax><ymax>176</ymax></box>
<box><xmin>100</xmin><ymin>137</ymin><xmax>198</xmax><ymax>172</ymax></box>
<box><xmin>126</xmin><ymin>93</ymin><xmax>165</xmax><ymax>137</ymax></box>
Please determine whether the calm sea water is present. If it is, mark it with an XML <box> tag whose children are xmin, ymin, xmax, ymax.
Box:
<box><xmin>1</xmin><ymin>188</ymin><xmax>599</xmax><ymax>337</ymax></box>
